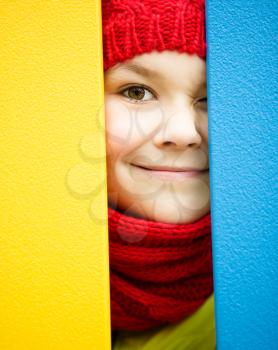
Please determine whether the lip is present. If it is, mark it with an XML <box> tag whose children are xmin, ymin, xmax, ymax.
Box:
<box><xmin>133</xmin><ymin>164</ymin><xmax>207</xmax><ymax>172</ymax></box>
<box><xmin>131</xmin><ymin>164</ymin><xmax>209</xmax><ymax>181</ymax></box>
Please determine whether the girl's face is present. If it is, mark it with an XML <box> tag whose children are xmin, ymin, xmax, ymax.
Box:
<box><xmin>104</xmin><ymin>50</ymin><xmax>210</xmax><ymax>224</ymax></box>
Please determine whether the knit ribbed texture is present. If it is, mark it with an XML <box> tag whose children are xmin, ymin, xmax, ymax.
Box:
<box><xmin>108</xmin><ymin>205</ymin><xmax>213</xmax><ymax>331</ymax></box>
<box><xmin>102</xmin><ymin>0</ymin><xmax>206</xmax><ymax>71</ymax></box>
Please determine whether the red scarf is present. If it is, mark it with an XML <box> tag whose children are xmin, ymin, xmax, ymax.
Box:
<box><xmin>108</xmin><ymin>205</ymin><xmax>213</xmax><ymax>331</ymax></box>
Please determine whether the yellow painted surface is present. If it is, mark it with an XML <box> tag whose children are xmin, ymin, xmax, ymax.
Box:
<box><xmin>0</xmin><ymin>1</ymin><xmax>111</xmax><ymax>349</ymax></box>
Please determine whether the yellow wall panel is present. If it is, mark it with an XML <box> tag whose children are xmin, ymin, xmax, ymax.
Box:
<box><xmin>0</xmin><ymin>1</ymin><xmax>111</xmax><ymax>349</ymax></box>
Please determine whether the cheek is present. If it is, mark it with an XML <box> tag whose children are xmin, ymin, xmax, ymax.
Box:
<box><xmin>133</xmin><ymin>102</ymin><xmax>165</xmax><ymax>138</ymax></box>
<box><xmin>105</xmin><ymin>98</ymin><xmax>133</xmax><ymax>154</ymax></box>
<box><xmin>104</xmin><ymin>98</ymin><xmax>164</xmax><ymax>160</ymax></box>
<box><xmin>198</xmin><ymin>113</ymin><xmax>208</xmax><ymax>143</ymax></box>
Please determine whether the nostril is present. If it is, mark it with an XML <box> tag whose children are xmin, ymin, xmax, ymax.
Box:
<box><xmin>164</xmin><ymin>141</ymin><xmax>172</xmax><ymax>146</ymax></box>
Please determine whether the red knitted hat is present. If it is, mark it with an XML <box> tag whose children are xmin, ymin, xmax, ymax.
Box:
<box><xmin>101</xmin><ymin>0</ymin><xmax>206</xmax><ymax>72</ymax></box>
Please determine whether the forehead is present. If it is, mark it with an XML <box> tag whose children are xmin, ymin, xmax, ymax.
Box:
<box><xmin>106</xmin><ymin>50</ymin><xmax>206</xmax><ymax>89</ymax></box>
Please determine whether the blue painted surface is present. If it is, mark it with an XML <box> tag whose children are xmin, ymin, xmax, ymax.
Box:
<box><xmin>206</xmin><ymin>1</ymin><xmax>278</xmax><ymax>349</ymax></box>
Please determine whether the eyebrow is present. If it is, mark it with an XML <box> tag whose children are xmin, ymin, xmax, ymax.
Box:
<box><xmin>115</xmin><ymin>64</ymin><xmax>162</xmax><ymax>80</ymax></box>
<box><xmin>108</xmin><ymin>63</ymin><xmax>207</xmax><ymax>91</ymax></box>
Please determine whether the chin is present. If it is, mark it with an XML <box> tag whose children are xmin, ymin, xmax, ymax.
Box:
<box><xmin>138</xmin><ymin>202</ymin><xmax>208</xmax><ymax>225</ymax></box>
<box><xmin>109</xmin><ymin>189</ymin><xmax>210</xmax><ymax>224</ymax></box>
<box><xmin>150</xmin><ymin>213</ymin><xmax>204</xmax><ymax>225</ymax></box>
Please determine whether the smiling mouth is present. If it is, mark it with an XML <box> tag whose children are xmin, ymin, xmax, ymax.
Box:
<box><xmin>131</xmin><ymin>164</ymin><xmax>209</xmax><ymax>181</ymax></box>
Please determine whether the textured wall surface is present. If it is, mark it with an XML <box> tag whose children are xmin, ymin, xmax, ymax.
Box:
<box><xmin>206</xmin><ymin>1</ymin><xmax>278</xmax><ymax>349</ymax></box>
<box><xmin>0</xmin><ymin>1</ymin><xmax>111</xmax><ymax>349</ymax></box>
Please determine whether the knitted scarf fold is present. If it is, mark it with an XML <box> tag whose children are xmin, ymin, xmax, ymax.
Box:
<box><xmin>108</xmin><ymin>206</ymin><xmax>213</xmax><ymax>331</ymax></box>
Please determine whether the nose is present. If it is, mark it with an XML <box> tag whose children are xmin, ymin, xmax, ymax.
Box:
<box><xmin>153</xmin><ymin>104</ymin><xmax>202</xmax><ymax>150</ymax></box>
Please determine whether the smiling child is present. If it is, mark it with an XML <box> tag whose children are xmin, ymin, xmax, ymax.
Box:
<box><xmin>101</xmin><ymin>0</ymin><xmax>215</xmax><ymax>349</ymax></box>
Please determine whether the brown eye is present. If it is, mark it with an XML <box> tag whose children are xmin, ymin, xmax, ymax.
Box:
<box><xmin>128</xmin><ymin>86</ymin><xmax>145</xmax><ymax>100</ymax></box>
<box><xmin>121</xmin><ymin>85</ymin><xmax>155</xmax><ymax>103</ymax></box>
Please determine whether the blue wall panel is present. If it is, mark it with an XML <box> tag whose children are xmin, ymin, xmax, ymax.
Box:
<box><xmin>206</xmin><ymin>1</ymin><xmax>278</xmax><ymax>349</ymax></box>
